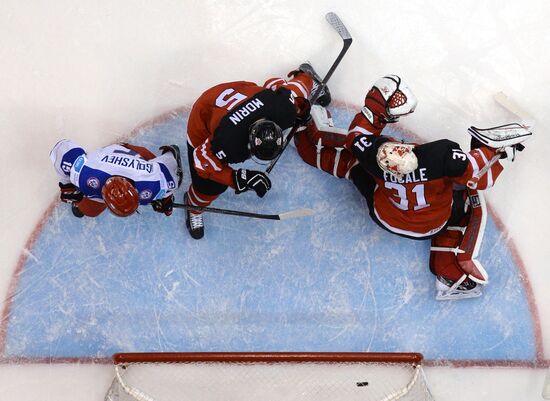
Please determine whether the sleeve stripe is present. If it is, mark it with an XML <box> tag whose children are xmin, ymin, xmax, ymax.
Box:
<box><xmin>194</xmin><ymin>139</ymin><xmax>223</xmax><ymax>172</ymax></box>
<box><xmin>466</xmin><ymin>153</ymin><xmax>480</xmax><ymax>177</ymax></box>
<box><xmin>348</xmin><ymin>125</ymin><xmax>372</xmax><ymax>136</ymax></box>
<box><xmin>192</xmin><ymin>147</ymin><xmax>205</xmax><ymax>171</ymax></box>
<box><xmin>264</xmin><ymin>78</ymin><xmax>286</xmax><ymax>90</ymax></box>
<box><xmin>476</xmin><ymin>148</ymin><xmax>493</xmax><ymax>188</ymax></box>
<box><xmin>285</xmin><ymin>81</ymin><xmax>308</xmax><ymax>98</ymax></box>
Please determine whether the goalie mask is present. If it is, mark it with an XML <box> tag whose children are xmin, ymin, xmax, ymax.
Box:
<box><xmin>367</xmin><ymin>75</ymin><xmax>418</xmax><ymax>123</ymax></box>
<box><xmin>248</xmin><ymin>119</ymin><xmax>284</xmax><ymax>163</ymax></box>
<box><xmin>376</xmin><ymin>141</ymin><xmax>418</xmax><ymax>179</ymax></box>
<box><xmin>101</xmin><ymin>176</ymin><xmax>139</xmax><ymax>217</ymax></box>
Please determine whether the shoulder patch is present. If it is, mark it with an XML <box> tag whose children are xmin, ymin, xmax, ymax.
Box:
<box><xmin>73</xmin><ymin>155</ymin><xmax>86</xmax><ymax>173</ymax></box>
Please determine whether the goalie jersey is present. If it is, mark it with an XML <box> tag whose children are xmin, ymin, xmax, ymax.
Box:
<box><xmin>50</xmin><ymin>139</ymin><xmax>179</xmax><ymax>204</ymax></box>
<box><xmin>349</xmin><ymin>134</ymin><xmax>504</xmax><ymax>237</ymax></box>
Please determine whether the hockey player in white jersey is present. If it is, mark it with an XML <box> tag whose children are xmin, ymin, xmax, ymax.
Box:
<box><xmin>50</xmin><ymin>140</ymin><xmax>183</xmax><ymax>218</ymax></box>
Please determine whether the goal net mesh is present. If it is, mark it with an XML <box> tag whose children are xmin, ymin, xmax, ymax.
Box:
<box><xmin>104</xmin><ymin>353</ymin><xmax>434</xmax><ymax>401</ymax></box>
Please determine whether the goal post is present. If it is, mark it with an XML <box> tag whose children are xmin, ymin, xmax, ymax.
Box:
<box><xmin>105</xmin><ymin>352</ymin><xmax>434</xmax><ymax>401</ymax></box>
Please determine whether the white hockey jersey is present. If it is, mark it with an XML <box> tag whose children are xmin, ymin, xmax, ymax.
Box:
<box><xmin>50</xmin><ymin>139</ymin><xmax>178</xmax><ymax>204</ymax></box>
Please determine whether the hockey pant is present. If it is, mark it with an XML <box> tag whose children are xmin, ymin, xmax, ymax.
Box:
<box><xmin>185</xmin><ymin>143</ymin><xmax>227</xmax><ymax>214</ymax></box>
<box><xmin>430</xmin><ymin>189</ymin><xmax>489</xmax><ymax>284</ymax></box>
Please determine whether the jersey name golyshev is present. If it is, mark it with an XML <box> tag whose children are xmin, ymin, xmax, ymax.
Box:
<box><xmin>229</xmin><ymin>98</ymin><xmax>265</xmax><ymax>125</ymax></box>
<box><xmin>100</xmin><ymin>155</ymin><xmax>153</xmax><ymax>173</ymax></box>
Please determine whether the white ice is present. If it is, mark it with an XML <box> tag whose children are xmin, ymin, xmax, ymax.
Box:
<box><xmin>0</xmin><ymin>0</ymin><xmax>549</xmax><ymax>400</ymax></box>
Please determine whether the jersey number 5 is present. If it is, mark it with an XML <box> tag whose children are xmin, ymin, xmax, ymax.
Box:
<box><xmin>385</xmin><ymin>182</ymin><xmax>430</xmax><ymax>211</ymax></box>
<box><xmin>215</xmin><ymin>89</ymin><xmax>247</xmax><ymax>111</ymax></box>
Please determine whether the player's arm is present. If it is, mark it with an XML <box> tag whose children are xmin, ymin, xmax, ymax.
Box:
<box><xmin>191</xmin><ymin>137</ymin><xmax>235</xmax><ymax>187</ymax></box>
<box><xmin>49</xmin><ymin>139</ymin><xmax>86</xmax><ymax>203</ymax></box>
<box><xmin>439</xmin><ymin>140</ymin><xmax>503</xmax><ymax>189</ymax></box>
<box><xmin>346</xmin><ymin>75</ymin><xmax>418</xmax><ymax>144</ymax></box>
<box><xmin>451</xmin><ymin>146</ymin><xmax>504</xmax><ymax>190</ymax></box>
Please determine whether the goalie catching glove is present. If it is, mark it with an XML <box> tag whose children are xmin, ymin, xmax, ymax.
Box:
<box><xmin>234</xmin><ymin>169</ymin><xmax>272</xmax><ymax>198</ymax></box>
<box><xmin>362</xmin><ymin>75</ymin><xmax>417</xmax><ymax>127</ymax></box>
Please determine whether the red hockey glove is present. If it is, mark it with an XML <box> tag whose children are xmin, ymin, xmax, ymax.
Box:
<box><xmin>151</xmin><ymin>195</ymin><xmax>174</xmax><ymax>216</ymax></box>
<box><xmin>59</xmin><ymin>183</ymin><xmax>83</xmax><ymax>204</ymax></box>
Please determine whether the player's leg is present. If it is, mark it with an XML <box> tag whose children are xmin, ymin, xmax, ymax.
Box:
<box><xmin>294</xmin><ymin>106</ymin><xmax>357</xmax><ymax>178</ymax></box>
<box><xmin>430</xmin><ymin>189</ymin><xmax>489</xmax><ymax>300</ymax></box>
<box><xmin>184</xmin><ymin>144</ymin><xmax>228</xmax><ymax>239</ymax></box>
<box><xmin>264</xmin><ymin>63</ymin><xmax>330</xmax><ymax>106</ymax></box>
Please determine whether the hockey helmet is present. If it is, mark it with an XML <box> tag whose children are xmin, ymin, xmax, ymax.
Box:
<box><xmin>101</xmin><ymin>176</ymin><xmax>139</xmax><ymax>217</ymax></box>
<box><xmin>248</xmin><ymin>119</ymin><xmax>284</xmax><ymax>163</ymax></box>
<box><xmin>376</xmin><ymin>141</ymin><xmax>418</xmax><ymax>180</ymax></box>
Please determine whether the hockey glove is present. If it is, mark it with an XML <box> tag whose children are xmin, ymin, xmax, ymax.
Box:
<box><xmin>59</xmin><ymin>182</ymin><xmax>83</xmax><ymax>204</ymax></box>
<box><xmin>363</xmin><ymin>75</ymin><xmax>417</xmax><ymax>125</ymax></box>
<box><xmin>151</xmin><ymin>195</ymin><xmax>174</xmax><ymax>216</ymax></box>
<box><xmin>234</xmin><ymin>169</ymin><xmax>271</xmax><ymax>198</ymax></box>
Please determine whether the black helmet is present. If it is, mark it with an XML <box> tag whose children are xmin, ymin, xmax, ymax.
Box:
<box><xmin>248</xmin><ymin>119</ymin><xmax>283</xmax><ymax>163</ymax></box>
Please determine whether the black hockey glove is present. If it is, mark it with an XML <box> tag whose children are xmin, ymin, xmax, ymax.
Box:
<box><xmin>234</xmin><ymin>169</ymin><xmax>271</xmax><ymax>198</ymax></box>
<box><xmin>59</xmin><ymin>182</ymin><xmax>83</xmax><ymax>204</ymax></box>
<box><xmin>151</xmin><ymin>195</ymin><xmax>174</xmax><ymax>216</ymax></box>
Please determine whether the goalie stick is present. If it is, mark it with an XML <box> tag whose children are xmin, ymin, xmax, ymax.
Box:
<box><xmin>494</xmin><ymin>91</ymin><xmax>536</xmax><ymax>128</ymax></box>
<box><xmin>266</xmin><ymin>12</ymin><xmax>352</xmax><ymax>174</ymax></box>
<box><xmin>172</xmin><ymin>203</ymin><xmax>314</xmax><ymax>221</ymax></box>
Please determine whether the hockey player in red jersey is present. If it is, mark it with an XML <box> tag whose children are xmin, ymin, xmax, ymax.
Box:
<box><xmin>293</xmin><ymin>75</ymin><xmax>530</xmax><ymax>300</ymax></box>
<box><xmin>183</xmin><ymin>63</ymin><xmax>328</xmax><ymax>239</ymax></box>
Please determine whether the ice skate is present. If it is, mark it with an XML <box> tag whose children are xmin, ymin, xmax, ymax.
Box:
<box><xmin>298</xmin><ymin>62</ymin><xmax>331</xmax><ymax>107</ymax></box>
<box><xmin>184</xmin><ymin>192</ymin><xmax>204</xmax><ymax>240</ymax></box>
<box><xmin>435</xmin><ymin>276</ymin><xmax>482</xmax><ymax>301</ymax></box>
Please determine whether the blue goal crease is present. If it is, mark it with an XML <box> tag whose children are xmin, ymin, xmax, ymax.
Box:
<box><xmin>3</xmin><ymin>107</ymin><xmax>536</xmax><ymax>361</ymax></box>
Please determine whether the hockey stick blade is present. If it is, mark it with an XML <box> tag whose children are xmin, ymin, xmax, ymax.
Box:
<box><xmin>172</xmin><ymin>203</ymin><xmax>314</xmax><ymax>221</ymax></box>
<box><xmin>326</xmin><ymin>12</ymin><xmax>352</xmax><ymax>42</ymax></box>
<box><xmin>316</xmin><ymin>13</ymin><xmax>353</xmax><ymax>91</ymax></box>
<box><xmin>277</xmin><ymin>208</ymin><xmax>315</xmax><ymax>220</ymax></box>
<box><xmin>494</xmin><ymin>92</ymin><xmax>536</xmax><ymax>128</ymax></box>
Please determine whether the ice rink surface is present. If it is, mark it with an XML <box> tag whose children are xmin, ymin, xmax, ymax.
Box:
<box><xmin>1</xmin><ymin>1</ymin><xmax>549</xmax><ymax>400</ymax></box>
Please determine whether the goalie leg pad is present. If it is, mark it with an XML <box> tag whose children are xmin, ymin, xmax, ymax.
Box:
<box><xmin>430</xmin><ymin>190</ymin><xmax>488</xmax><ymax>285</ymax></box>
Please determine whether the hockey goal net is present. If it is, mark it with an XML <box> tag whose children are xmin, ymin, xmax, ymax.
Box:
<box><xmin>104</xmin><ymin>352</ymin><xmax>434</xmax><ymax>401</ymax></box>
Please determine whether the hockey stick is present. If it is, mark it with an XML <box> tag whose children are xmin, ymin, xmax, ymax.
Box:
<box><xmin>266</xmin><ymin>12</ymin><xmax>352</xmax><ymax>174</ymax></box>
<box><xmin>172</xmin><ymin>203</ymin><xmax>314</xmax><ymax>221</ymax></box>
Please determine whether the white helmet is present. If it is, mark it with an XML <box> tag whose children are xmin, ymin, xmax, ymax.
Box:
<box><xmin>376</xmin><ymin>141</ymin><xmax>418</xmax><ymax>179</ymax></box>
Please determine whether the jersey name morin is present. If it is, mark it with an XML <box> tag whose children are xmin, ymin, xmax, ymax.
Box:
<box><xmin>228</xmin><ymin>98</ymin><xmax>265</xmax><ymax>125</ymax></box>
